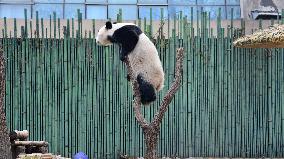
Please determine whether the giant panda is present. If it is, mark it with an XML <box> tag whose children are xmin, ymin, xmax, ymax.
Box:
<box><xmin>96</xmin><ymin>21</ymin><xmax>164</xmax><ymax>105</ymax></box>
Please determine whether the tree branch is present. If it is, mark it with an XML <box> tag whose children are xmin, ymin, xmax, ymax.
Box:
<box><xmin>152</xmin><ymin>48</ymin><xmax>184</xmax><ymax>128</ymax></box>
<box><xmin>123</xmin><ymin>48</ymin><xmax>184</xmax><ymax>159</ymax></box>
<box><xmin>124</xmin><ymin>48</ymin><xmax>184</xmax><ymax>130</ymax></box>
<box><xmin>124</xmin><ymin>59</ymin><xmax>149</xmax><ymax>129</ymax></box>
<box><xmin>0</xmin><ymin>46</ymin><xmax>12</xmax><ymax>159</ymax></box>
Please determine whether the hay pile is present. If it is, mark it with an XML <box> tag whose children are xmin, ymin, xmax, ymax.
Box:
<box><xmin>233</xmin><ymin>24</ymin><xmax>284</xmax><ymax>48</ymax></box>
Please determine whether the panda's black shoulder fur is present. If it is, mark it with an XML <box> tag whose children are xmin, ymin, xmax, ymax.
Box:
<box><xmin>111</xmin><ymin>25</ymin><xmax>143</xmax><ymax>61</ymax></box>
<box><xmin>112</xmin><ymin>25</ymin><xmax>142</xmax><ymax>44</ymax></box>
<box><xmin>116</xmin><ymin>25</ymin><xmax>142</xmax><ymax>35</ymax></box>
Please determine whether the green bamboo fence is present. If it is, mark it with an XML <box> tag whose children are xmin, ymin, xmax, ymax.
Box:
<box><xmin>1</xmin><ymin>8</ymin><xmax>284</xmax><ymax>159</ymax></box>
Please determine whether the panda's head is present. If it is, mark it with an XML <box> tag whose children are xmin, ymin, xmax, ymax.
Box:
<box><xmin>96</xmin><ymin>21</ymin><xmax>115</xmax><ymax>46</ymax></box>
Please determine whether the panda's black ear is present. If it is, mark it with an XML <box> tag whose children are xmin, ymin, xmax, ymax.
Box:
<box><xmin>105</xmin><ymin>21</ymin><xmax>112</xmax><ymax>29</ymax></box>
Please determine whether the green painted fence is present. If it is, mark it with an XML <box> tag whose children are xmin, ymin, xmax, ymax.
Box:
<box><xmin>1</xmin><ymin>9</ymin><xmax>284</xmax><ymax>158</ymax></box>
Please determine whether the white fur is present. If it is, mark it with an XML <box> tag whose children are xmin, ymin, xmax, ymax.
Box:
<box><xmin>96</xmin><ymin>23</ymin><xmax>164</xmax><ymax>93</ymax></box>
<box><xmin>96</xmin><ymin>23</ymin><xmax>135</xmax><ymax>45</ymax></box>
<box><xmin>128</xmin><ymin>33</ymin><xmax>164</xmax><ymax>91</ymax></box>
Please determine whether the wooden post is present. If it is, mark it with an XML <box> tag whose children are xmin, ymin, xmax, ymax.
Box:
<box><xmin>125</xmin><ymin>48</ymin><xmax>185</xmax><ymax>159</ymax></box>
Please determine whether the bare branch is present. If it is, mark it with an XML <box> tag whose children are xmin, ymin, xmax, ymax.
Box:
<box><xmin>152</xmin><ymin>47</ymin><xmax>184</xmax><ymax>127</ymax></box>
<box><xmin>124</xmin><ymin>59</ymin><xmax>149</xmax><ymax>129</ymax></box>
<box><xmin>125</xmin><ymin>47</ymin><xmax>185</xmax><ymax>159</ymax></box>
<box><xmin>0</xmin><ymin>46</ymin><xmax>12</xmax><ymax>159</ymax></box>
<box><xmin>125</xmin><ymin>47</ymin><xmax>184</xmax><ymax>130</ymax></box>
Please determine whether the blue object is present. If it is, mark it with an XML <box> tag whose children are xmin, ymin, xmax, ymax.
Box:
<box><xmin>73</xmin><ymin>152</ymin><xmax>88</xmax><ymax>159</ymax></box>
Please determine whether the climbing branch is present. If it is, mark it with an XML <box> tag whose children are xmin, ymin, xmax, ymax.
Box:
<box><xmin>124</xmin><ymin>48</ymin><xmax>184</xmax><ymax>159</ymax></box>
<box><xmin>124</xmin><ymin>59</ymin><xmax>149</xmax><ymax>129</ymax></box>
<box><xmin>152</xmin><ymin>47</ymin><xmax>184</xmax><ymax>127</ymax></box>
<box><xmin>0</xmin><ymin>46</ymin><xmax>12</xmax><ymax>159</ymax></box>
<box><xmin>125</xmin><ymin>48</ymin><xmax>184</xmax><ymax>129</ymax></box>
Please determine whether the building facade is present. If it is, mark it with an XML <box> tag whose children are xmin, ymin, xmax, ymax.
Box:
<box><xmin>0</xmin><ymin>0</ymin><xmax>240</xmax><ymax>20</ymax></box>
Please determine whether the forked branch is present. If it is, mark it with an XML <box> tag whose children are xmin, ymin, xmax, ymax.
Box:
<box><xmin>125</xmin><ymin>47</ymin><xmax>185</xmax><ymax>130</ymax></box>
<box><xmin>0</xmin><ymin>46</ymin><xmax>12</xmax><ymax>159</ymax></box>
<box><xmin>124</xmin><ymin>59</ymin><xmax>150</xmax><ymax>129</ymax></box>
<box><xmin>152</xmin><ymin>48</ymin><xmax>184</xmax><ymax>128</ymax></box>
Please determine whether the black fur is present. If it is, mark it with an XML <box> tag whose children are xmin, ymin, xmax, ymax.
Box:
<box><xmin>137</xmin><ymin>74</ymin><xmax>156</xmax><ymax>105</ymax></box>
<box><xmin>127</xmin><ymin>74</ymin><xmax>130</xmax><ymax>81</ymax></box>
<box><xmin>107</xmin><ymin>35</ymin><xmax>116</xmax><ymax>43</ymax></box>
<box><xmin>106</xmin><ymin>21</ymin><xmax>112</xmax><ymax>29</ymax></box>
<box><xmin>110</xmin><ymin>25</ymin><xmax>142</xmax><ymax>61</ymax></box>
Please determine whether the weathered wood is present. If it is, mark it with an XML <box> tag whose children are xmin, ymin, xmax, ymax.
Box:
<box><xmin>18</xmin><ymin>153</ymin><xmax>53</xmax><ymax>159</ymax></box>
<box><xmin>26</xmin><ymin>145</ymin><xmax>48</xmax><ymax>154</ymax></box>
<box><xmin>12</xmin><ymin>146</ymin><xmax>25</xmax><ymax>159</ymax></box>
<box><xmin>0</xmin><ymin>46</ymin><xmax>12</xmax><ymax>159</ymax></box>
<box><xmin>9</xmin><ymin>130</ymin><xmax>29</xmax><ymax>141</ymax></box>
<box><xmin>12</xmin><ymin>141</ymin><xmax>48</xmax><ymax>147</ymax></box>
<box><xmin>125</xmin><ymin>48</ymin><xmax>184</xmax><ymax>159</ymax></box>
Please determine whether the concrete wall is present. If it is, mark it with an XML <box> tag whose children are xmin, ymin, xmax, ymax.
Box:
<box><xmin>241</xmin><ymin>0</ymin><xmax>284</xmax><ymax>19</ymax></box>
<box><xmin>0</xmin><ymin>18</ymin><xmax>280</xmax><ymax>38</ymax></box>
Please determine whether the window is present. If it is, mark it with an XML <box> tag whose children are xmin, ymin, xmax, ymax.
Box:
<box><xmin>0</xmin><ymin>4</ymin><xmax>31</xmax><ymax>18</ymax></box>
<box><xmin>86</xmin><ymin>0</ymin><xmax>107</xmax><ymax>3</ymax></box>
<box><xmin>65</xmin><ymin>0</ymin><xmax>85</xmax><ymax>3</ymax></box>
<box><xmin>108</xmin><ymin>0</ymin><xmax>136</xmax><ymax>4</ymax></box>
<box><xmin>0</xmin><ymin>0</ymin><xmax>31</xmax><ymax>2</ymax></box>
<box><xmin>226</xmin><ymin>0</ymin><xmax>240</xmax><ymax>5</ymax></box>
<box><xmin>139</xmin><ymin>6</ymin><xmax>168</xmax><ymax>20</ymax></box>
<box><xmin>169</xmin><ymin>6</ymin><xmax>197</xmax><ymax>19</ymax></box>
<box><xmin>34</xmin><ymin>0</ymin><xmax>63</xmax><ymax>2</ymax></box>
<box><xmin>33</xmin><ymin>4</ymin><xmax>63</xmax><ymax>18</ymax></box>
<box><xmin>108</xmin><ymin>5</ymin><xmax>137</xmax><ymax>20</ymax></box>
<box><xmin>197</xmin><ymin>0</ymin><xmax>225</xmax><ymax>5</ymax></box>
<box><xmin>168</xmin><ymin>0</ymin><xmax>195</xmax><ymax>5</ymax></box>
<box><xmin>200</xmin><ymin>6</ymin><xmax>226</xmax><ymax>19</ymax></box>
<box><xmin>138</xmin><ymin>0</ymin><xmax>167</xmax><ymax>4</ymax></box>
<box><xmin>0</xmin><ymin>0</ymin><xmax>241</xmax><ymax>19</ymax></box>
<box><xmin>227</xmin><ymin>6</ymin><xmax>241</xmax><ymax>19</ymax></box>
<box><xmin>87</xmin><ymin>5</ymin><xmax>107</xmax><ymax>19</ymax></box>
<box><xmin>65</xmin><ymin>4</ymin><xmax>85</xmax><ymax>19</ymax></box>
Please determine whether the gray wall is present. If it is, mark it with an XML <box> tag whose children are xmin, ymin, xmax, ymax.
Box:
<box><xmin>241</xmin><ymin>0</ymin><xmax>284</xmax><ymax>19</ymax></box>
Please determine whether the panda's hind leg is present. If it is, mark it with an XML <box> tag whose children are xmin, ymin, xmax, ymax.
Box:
<box><xmin>137</xmin><ymin>74</ymin><xmax>157</xmax><ymax>105</ymax></box>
